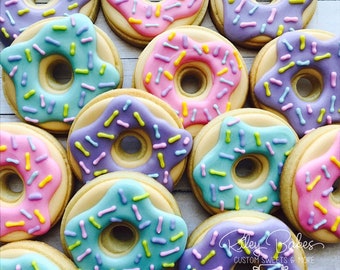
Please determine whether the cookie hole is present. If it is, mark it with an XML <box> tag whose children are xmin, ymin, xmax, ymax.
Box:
<box><xmin>292</xmin><ymin>69</ymin><xmax>323</xmax><ymax>101</ymax></box>
<box><xmin>232</xmin><ymin>155</ymin><xmax>269</xmax><ymax>189</ymax></box>
<box><xmin>331</xmin><ymin>176</ymin><xmax>340</xmax><ymax>203</ymax></box>
<box><xmin>180</xmin><ymin>68</ymin><xmax>205</xmax><ymax>95</ymax></box>
<box><xmin>100</xmin><ymin>222</ymin><xmax>139</xmax><ymax>256</ymax></box>
<box><xmin>40</xmin><ymin>55</ymin><xmax>74</xmax><ymax>93</ymax></box>
<box><xmin>111</xmin><ymin>130</ymin><xmax>152</xmax><ymax>168</ymax></box>
<box><xmin>256</xmin><ymin>0</ymin><xmax>272</xmax><ymax>4</ymax></box>
<box><xmin>0</xmin><ymin>169</ymin><xmax>24</xmax><ymax>203</ymax></box>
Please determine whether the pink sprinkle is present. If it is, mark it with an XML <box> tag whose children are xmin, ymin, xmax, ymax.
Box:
<box><xmin>81</xmin><ymin>37</ymin><xmax>93</xmax><ymax>43</ymax></box>
<box><xmin>283</xmin><ymin>16</ymin><xmax>299</xmax><ymax>23</ymax></box>
<box><xmin>280</xmin><ymin>53</ymin><xmax>291</xmax><ymax>61</ymax></box>
<box><xmin>265</xmin><ymin>142</ymin><xmax>275</xmax><ymax>155</ymax></box>
<box><xmin>79</xmin><ymin>161</ymin><xmax>90</xmax><ymax>174</ymax></box>
<box><xmin>331</xmin><ymin>72</ymin><xmax>337</xmax><ymax>88</ymax></box>
<box><xmin>183</xmin><ymin>136</ymin><xmax>191</xmax><ymax>145</ymax></box>
<box><xmin>81</xmin><ymin>83</ymin><xmax>96</xmax><ymax>91</ymax></box>
<box><xmin>70</xmin><ymin>16</ymin><xmax>76</xmax><ymax>27</ymax></box>
<box><xmin>5</xmin><ymin>0</ymin><xmax>18</xmax><ymax>6</ymax></box>
<box><xmin>327</xmin><ymin>115</ymin><xmax>332</xmax><ymax>124</ymax></box>
<box><xmin>117</xmin><ymin>119</ymin><xmax>129</xmax><ymax>128</ymax></box>
<box><xmin>163</xmin><ymin>171</ymin><xmax>169</xmax><ymax>184</ymax></box>
<box><xmin>254</xmin><ymin>249</ymin><xmax>269</xmax><ymax>259</ymax></box>
<box><xmin>156</xmin><ymin>216</ymin><xmax>163</xmax><ymax>234</ymax></box>
<box><xmin>281</xmin><ymin>103</ymin><xmax>293</xmax><ymax>111</ymax></box>
<box><xmin>306</xmin><ymin>104</ymin><xmax>313</xmax><ymax>114</ymax></box>
<box><xmin>311</xmin><ymin>41</ymin><xmax>317</xmax><ymax>54</ymax></box>
<box><xmin>201</xmin><ymin>164</ymin><xmax>206</xmax><ymax>177</ymax></box>
<box><xmin>9</xmin><ymin>65</ymin><xmax>18</xmax><ymax>77</ymax></box>
<box><xmin>240</xmin><ymin>21</ymin><xmax>257</xmax><ymax>28</ymax></box>
<box><xmin>63</xmin><ymin>117</ymin><xmax>75</xmax><ymax>123</ymax></box>
<box><xmin>220</xmin><ymin>200</ymin><xmax>225</xmax><ymax>211</ymax></box>
<box><xmin>0</xmin><ymin>17</ymin><xmax>4</xmax><ymax>23</ymax></box>
<box><xmin>272</xmin><ymin>201</ymin><xmax>281</xmax><ymax>206</ymax></box>
<box><xmin>153</xmin><ymin>142</ymin><xmax>167</xmax><ymax>149</ymax></box>
<box><xmin>269</xmin><ymin>77</ymin><xmax>283</xmax><ymax>86</ymax></box>
<box><xmin>246</xmin><ymin>194</ymin><xmax>253</xmax><ymax>205</ymax></box>
<box><xmin>93</xmin><ymin>152</ymin><xmax>106</xmax><ymax>165</ymax></box>
<box><xmin>15</xmin><ymin>265</ymin><xmax>21</xmax><ymax>270</ymax></box>
<box><xmin>227</xmin><ymin>118</ymin><xmax>240</xmax><ymax>126</ymax></box>
<box><xmin>40</xmin><ymin>94</ymin><xmax>46</xmax><ymax>108</ymax></box>
<box><xmin>237</xmin><ymin>228</ymin><xmax>254</xmax><ymax>236</ymax></box>
<box><xmin>192</xmin><ymin>248</ymin><xmax>202</xmax><ymax>259</ymax></box>
<box><xmin>235</xmin><ymin>0</ymin><xmax>246</xmax><ymax>13</ymax></box>
<box><xmin>219</xmin><ymin>184</ymin><xmax>233</xmax><ymax>191</ymax></box>
<box><xmin>160</xmin><ymin>246</ymin><xmax>180</xmax><ymax>257</ymax></box>
<box><xmin>77</xmin><ymin>248</ymin><xmax>92</xmax><ymax>262</ymax></box>
<box><xmin>97</xmin><ymin>205</ymin><xmax>117</xmax><ymax>217</ymax></box>
<box><xmin>132</xmin><ymin>204</ymin><xmax>142</xmax><ymax>221</ymax></box>
<box><xmin>33</xmin><ymin>44</ymin><xmax>46</xmax><ymax>55</ymax></box>
<box><xmin>269</xmin><ymin>180</ymin><xmax>277</xmax><ymax>191</ymax></box>
<box><xmin>284</xmin><ymin>247</ymin><xmax>295</xmax><ymax>257</ymax></box>
<box><xmin>24</xmin><ymin>117</ymin><xmax>39</xmax><ymax>123</ymax></box>
<box><xmin>209</xmin><ymin>230</ymin><xmax>219</xmax><ymax>246</ymax></box>
<box><xmin>267</xmin><ymin>8</ymin><xmax>277</xmax><ymax>24</ymax></box>
<box><xmin>79</xmin><ymin>220</ymin><xmax>87</xmax><ymax>239</ymax></box>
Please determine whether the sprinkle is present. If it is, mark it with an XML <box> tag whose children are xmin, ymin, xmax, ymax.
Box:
<box><xmin>25</xmin><ymin>152</ymin><xmax>31</xmax><ymax>171</ymax></box>
<box><xmin>132</xmin><ymin>204</ymin><xmax>142</xmax><ymax>221</ymax></box>
<box><xmin>133</xmin><ymin>112</ymin><xmax>145</xmax><ymax>126</ymax></box>
<box><xmin>306</xmin><ymin>175</ymin><xmax>321</xmax><ymax>191</ymax></box>
<box><xmin>233</xmin><ymin>51</ymin><xmax>243</xmax><ymax>69</ymax></box>
<box><xmin>313</xmin><ymin>219</ymin><xmax>327</xmax><ymax>230</ymax></box>
<box><xmin>276</xmin><ymin>25</ymin><xmax>284</xmax><ymax>36</ymax></box>
<box><xmin>79</xmin><ymin>220</ymin><xmax>87</xmax><ymax>238</ymax></box>
<box><xmin>34</xmin><ymin>209</ymin><xmax>45</xmax><ymax>224</ymax></box>
<box><xmin>209</xmin><ymin>169</ymin><xmax>226</xmax><ymax>177</ymax></box>
<box><xmin>192</xmin><ymin>249</ymin><xmax>202</xmax><ymax>259</ymax></box>
<box><xmin>265</xmin><ymin>141</ymin><xmax>275</xmax><ymax>155</ymax></box>
<box><xmin>258</xmin><ymin>231</ymin><xmax>270</xmax><ymax>245</ymax></box>
<box><xmin>317</xmin><ymin>108</ymin><xmax>326</xmax><ymax>123</ymax></box>
<box><xmin>75</xmin><ymin>141</ymin><xmax>90</xmax><ymax>156</ymax></box>
<box><xmin>128</xmin><ymin>17</ymin><xmax>142</xmax><ymax>24</ymax></box>
<box><xmin>257</xmin><ymin>196</ymin><xmax>268</xmax><ymax>203</ymax></box>
<box><xmin>222</xmin><ymin>243</ymin><xmax>232</xmax><ymax>257</ymax></box>
<box><xmin>237</xmin><ymin>239</ymin><xmax>251</xmax><ymax>255</ymax></box>
<box><xmin>97</xmin><ymin>132</ymin><xmax>115</xmax><ymax>140</ymax></box>
<box><xmin>174</xmin><ymin>50</ymin><xmax>186</xmax><ymax>66</ymax></box>
<box><xmin>97</xmin><ymin>205</ymin><xmax>117</xmax><ymax>217</ymax></box>
<box><xmin>68</xmin><ymin>240</ymin><xmax>81</xmax><ymax>251</ymax></box>
<box><xmin>246</xmin><ymin>193</ymin><xmax>253</xmax><ymax>205</ymax></box>
<box><xmin>133</xmin><ymin>193</ymin><xmax>150</xmax><ymax>201</ymax></box>
<box><xmin>45</xmin><ymin>36</ymin><xmax>60</xmax><ymax>46</ymax></box>
<box><xmin>278</xmin><ymin>61</ymin><xmax>295</xmax><ymax>73</ymax></box>
<box><xmin>331</xmin><ymin>72</ymin><xmax>337</xmax><ymax>88</ymax></box>
<box><xmin>160</xmin><ymin>246</ymin><xmax>180</xmax><ymax>257</ymax></box>
<box><xmin>93</xmin><ymin>169</ymin><xmax>108</xmax><ymax>177</ymax></box>
<box><xmin>77</xmin><ymin>248</ymin><xmax>92</xmax><ymax>262</ymax></box>
<box><xmin>331</xmin><ymin>216</ymin><xmax>340</xmax><ymax>232</ymax></box>
<box><xmin>200</xmin><ymin>250</ymin><xmax>216</xmax><ymax>265</ymax></box>
<box><xmin>5</xmin><ymin>221</ymin><xmax>25</xmax><ymax>227</ymax></box>
<box><xmin>170</xmin><ymin>231</ymin><xmax>184</xmax><ymax>242</ymax></box>
<box><xmin>168</xmin><ymin>134</ymin><xmax>181</xmax><ymax>143</ymax></box>
<box><xmin>89</xmin><ymin>216</ymin><xmax>101</xmax><ymax>229</ymax></box>
<box><xmin>24</xmin><ymin>89</ymin><xmax>36</xmax><ymax>99</ymax></box>
<box><xmin>273</xmin><ymin>242</ymin><xmax>283</xmax><ymax>260</ymax></box>
<box><xmin>295</xmin><ymin>107</ymin><xmax>306</xmax><ymax>125</ymax></box>
<box><xmin>314</xmin><ymin>53</ymin><xmax>331</xmax><ymax>61</ymax></box>
<box><xmin>331</xmin><ymin>155</ymin><xmax>340</xmax><ymax>168</ymax></box>
<box><xmin>313</xmin><ymin>201</ymin><xmax>328</xmax><ymax>214</ymax></box>
<box><xmin>142</xmin><ymin>240</ymin><xmax>151</xmax><ymax>257</ymax></box>
<box><xmin>157</xmin><ymin>152</ymin><xmax>165</xmax><ymax>168</ymax></box>
<box><xmin>235</xmin><ymin>195</ymin><xmax>240</xmax><ymax>210</ymax></box>
<box><xmin>299</xmin><ymin>35</ymin><xmax>306</xmax><ymax>50</ymax></box>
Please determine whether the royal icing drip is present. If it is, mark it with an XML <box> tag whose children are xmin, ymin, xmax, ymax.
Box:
<box><xmin>0</xmin><ymin>14</ymin><xmax>121</xmax><ymax>126</ymax></box>
<box><xmin>295</xmin><ymin>131</ymin><xmax>340</xmax><ymax>238</ymax></box>
<box><xmin>254</xmin><ymin>31</ymin><xmax>340</xmax><ymax>137</ymax></box>
<box><xmin>192</xmin><ymin>116</ymin><xmax>296</xmax><ymax>213</ymax></box>
<box><xmin>141</xmin><ymin>31</ymin><xmax>243</xmax><ymax>128</ymax></box>
<box><xmin>0</xmin><ymin>0</ymin><xmax>91</xmax><ymax>46</ymax></box>
<box><xmin>0</xmin><ymin>130</ymin><xmax>62</xmax><ymax>237</ymax></box>
<box><xmin>223</xmin><ymin>0</ymin><xmax>314</xmax><ymax>43</ymax></box>
<box><xmin>178</xmin><ymin>219</ymin><xmax>301</xmax><ymax>269</ymax></box>
<box><xmin>106</xmin><ymin>0</ymin><xmax>205</xmax><ymax>37</ymax></box>
<box><xmin>0</xmin><ymin>253</ymin><xmax>60</xmax><ymax>269</ymax></box>
<box><xmin>63</xmin><ymin>179</ymin><xmax>188</xmax><ymax>269</ymax></box>
<box><xmin>68</xmin><ymin>95</ymin><xmax>192</xmax><ymax>190</ymax></box>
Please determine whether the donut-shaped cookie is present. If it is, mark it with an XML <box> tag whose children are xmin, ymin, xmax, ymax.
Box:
<box><xmin>0</xmin><ymin>14</ymin><xmax>123</xmax><ymax>133</ymax></box>
<box><xmin>134</xmin><ymin>26</ymin><xmax>249</xmax><ymax>136</ymax></box>
<box><xmin>250</xmin><ymin>29</ymin><xmax>340</xmax><ymax>137</ymax></box>
<box><xmin>178</xmin><ymin>210</ymin><xmax>307</xmax><ymax>269</ymax></box>
<box><xmin>67</xmin><ymin>89</ymin><xmax>193</xmax><ymax>190</ymax></box>
<box><xmin>209</xmin><ymin>0</ymin><xmax>317</xmax><ymax>48</ymax></box>
<box><xmin>0</xmin><ymin>122</ymin><xmax>72</xmax><ymax>242</ymax></box>
<box><xmin>101</xmin><ymin>0</ymin><xmax>208</xmax><ymax>47</ymax></box>
<box><xmin>281</xmin><ymin>125</ymin><xmax>340</xmax><ymax>243</ymax></box>
<box><xmin>0</xmin><ymin>0</ymin><xmax>99</xmax><ymax>46</ymax></box>
<box><xmin>61</xmin><ymin>171</ymin><xmax>188</xmax><ymax>269</ymax></box>
<box><xmin>188</xmin><ymin>108</ymin><xmax>298</xmax><ymax>214</ymax></box>
<box><xmin>0</xmin><ymin>240</ymin><xmax>77</xmax><ymax>269</ymax></box>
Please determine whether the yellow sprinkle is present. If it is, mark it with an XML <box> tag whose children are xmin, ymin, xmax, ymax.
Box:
<box><xmin>307</xmin><ymin>175</ymin><xmax>321</xmax><ymax>191</ymax></box>
<box><xmin>233</xmin><ymin>50</ymin><xmax>243</xmax><ymax>69</ymax></box>
<box><xmin>52</xmin><ymin>25</ymin><xmax>67</xmax><ymax>31</ymax></box>
<box><xmin>42</xmin><ymin>9</ymin><xmax>56</xmax><ymax>17</ymax></box>
<box><xmin>168</xmin><ymin>134</ymin><xmax>181</xmax><ymax>143</ymax></box>
<box><xmin>317</xmin><ymin>108</ymin><xmax>326</xmax><ymax>123</ymax></box>
<box><xmin>330</xmin><ymin>155</ymin><xmax>340</xmax><ymax>168</ymax></box>
<box><xmin>155</xmin><ymin>3</ymin><xmax>161</xmax><ymax>17</ymax></box>
<box><xmin>237</xmin><ymin>239</ymin><xmax>251</xmax><ymax>255</ymax></box>
<box><xmin>254</xmin><ymin>132</ymin><xmax>261</xmax><ymax>146</ymax></box>
<box><xmin>75</xmin><ymin>68</ymin><xmax>89</xmax><ymax>74</ymax></box>
<box><xmin>145</xmin><ymin>72</ymin><xmax>152</xmax><ymax>83</ymax></box>
<box><xmin>32</xmin><ymin>261</ymin><xmax>39</xmax><ymax>270</ymax></box>
<box><xmin>99</xmin><ymin>64</ymin><xmax>106</xmax><ymax>75</ymax></box>
<box><xmin>200</xmin><ymin>250</ymin><xmax>216</xmax><ymax>265</ymax></box>
<box><xmin>17</xmin><ymin>8</ymin><xmax>30</xmax><ymax>16</ymax></box>
<box><xmin>273</xmin><ymin>241</ymin><xmax>283</xmax><ymax>260</ymax></box>
<box><xmin>142</xmin><ymin>240</ymin><xmax>151</xmax><ymax>257</ymax></box>
<box><xmin>331</xmin><ymin>216</ymin><xmax>340</xmax><ymax>232</ymax></box>
<box><xmin>70</xmin><ymin>42</ymin><xmax>76</xmax><ymax>56</ymax></box>
<box><xmin>38</xmin><ymin>175</ymin><xmax>53</xmax><ymax>188</ymax></box>
<box><xmin>257</xmin><ymin>196</ymin><xmax>268</xmax><ymax>203</ymax></box>
<box><xmin>68</xmin><ymin>3</ymin><xmax>79</xmax><ymax>10</ymax></box>
<box><xmin>157</xmin><ymin>152</ymin><xmax>165</xmax><ymax>168</ymax></box>
<box><xmin>25</xmin><ymin>152</ymin><xmax>31</xmax><ymax>171</ymax></box>
<box><xmin>174</xmin><ymin>50</ymin><xmax>186</xmax><ymax>66</ymax></box>
<box><xmin>263</xmin><ymin>81</ymin><xmax>271</xmax><ymax>96</ymax></box>
<box><xmin>133</xmin><ymin>193</ymin><xmax>150</xmax><ymax>201</ymax></box>
<box><xmin>300</xmin><ymin>35</ymin><xmax>306</xmax><ymax>50</ymax></box>
<box><xmin>182</xmin><ymin>101</ymin><xmax>188</xmax><ymax>117</ymax></box>
<box><xmin>170</xmin><ymin>231</ymin><xmax>184</xmax><ymax>242</ymax></box>
<box><xmin>235</xmin><ymin>195</ymin><xmax>240</xmax><ymax>210</ymax></box>
<box><xmin>94</xmin><ymin>169</ymin><xmax>108</xmax><ymax>177</ymax></box>
<box><xmin>75</xmin><ymin>141</ymin><xmax>90</xmax><ymax>156</ymax></box>
<box><xmin>314</xmin><ymin>53</ymin><xmax>331</xmax><ymax>61</ymax></box>
<box><xmin>226</xmin><ymin>101</ymin><xmax>231</xmax><ymax>112</ymax></box>
<box><xmin>202</xmin><ymin>44</ymin><xmax>209</xmax><ymax>54</ymax></box>
<box><xmin>313</xmin><ymin>201</ymin><xmax>328</xmax><ymax>214</ymax></box>
<box><xmin>278</xmin><ymin>61</ymin><xmax>295</xmax><ymax>73</ymax></box>
<box><xmin>5</xmin><ymin>221</ymin><xmax>25</xmax><ymax>227</ymax></box>
<box><xmin>128</xmin><ymin>17</ymin><xmax>142</xmax><ymax>24</ymax></box>
<box><xmin>228</xmin><ymin>0</ymin><xmax>235</xmax><ymax>3</ymax></box>
<box><xmin>97</xmin><ymin>132</ymin><xmax>115</xmax><ymax>140</ymax></box>
<box><xmin>34</xmin><ymin>209</ymin><xmax>45</xmax><ymax>224</ymax></box>
<box><xmin>217</xmin><ymin>67</ymin><xmax>228</xmax><ymax>76</ymax></box>
<box><xmin>0</xmin><ymin>145</ymin><xmax>7</xmax><ymax>151</ymax></box>
<box><xmin>276</xmin><ymin>24</ymin><xmax>284</xmax><ymax>36</ymax></box>
<box><xmin>25</xmin><ymin>48</ymin><xmax>32</xmax><ymax>62</ymax></box>
<box><xmin>134</xmin><ymin>112</ymin><xmax>145</xmax><ymax>126</ymax></box>
<box><xmin>162</xmin><ymin>262</ymin><xmax>175</xmax><ymax>268</ymax></box>
<box><xmin>225</xmin><ymin>130</ymin><xmax>231</xmax><ymax>143</ymax></box>
<box><xmin>289</xmin><ymin>0</ymin><xmax>306</xmax><ymax>3</ymax></box>
<box><xmin>168</xmin><ymin>32</ymin><xmax>176</xmax><ymax>41</ymax></box>
<box><xmin>164</xmin><ymin>70</ymin><xmax>173</xmax><ymax>80</ymax></box>
<box><xmin>63</xmin><ymin>104</ymin><xmax>69</xmax><ymax>117</ymax></box>
<box><xmin>68</xmin><ymin>240</ymin><xmax>81</xmax><ymax>251</ymax></box>
<box><xmin>104</xmin><ymin>110</ymin><xmax>119</xmax><ymax>127</ymax></box>
<box><xmin>209</xmin><ymin>169</ymin><xmax>227</xmax><ymax>177</ymax></box>
<box><xmin>1</xmin><ymin>27</ymin><xmax>10</xmax><ymax>38</ymax></box>
<box><xmin>89</xmin><ymin>216</ymin><xmax>101</xmax><ymax>229</ymax></box>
